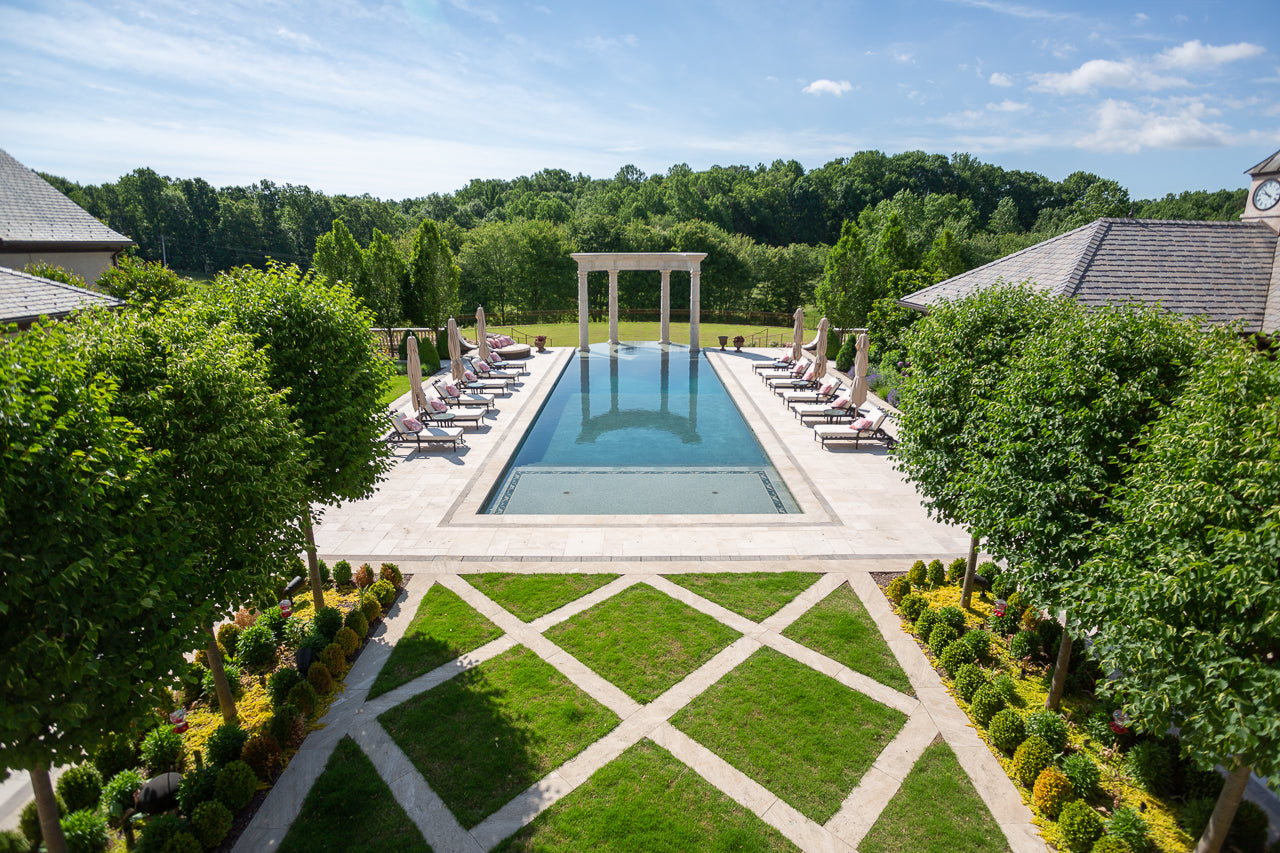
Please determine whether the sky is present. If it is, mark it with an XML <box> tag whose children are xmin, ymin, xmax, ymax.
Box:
<box><xmin>1</xmin><ymin>0</ymin><xmax>1278</xmax><ymax>202</ymax></box>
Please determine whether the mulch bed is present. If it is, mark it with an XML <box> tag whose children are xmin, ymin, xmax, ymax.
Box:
<box><xmin>869</xmin><ymin>571</ymin><xmax>905</xmax><ymax>589</ymax></box>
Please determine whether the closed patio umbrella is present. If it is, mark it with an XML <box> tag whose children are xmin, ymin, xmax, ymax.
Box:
<box><xmin>476</xmin><ymin>305</ymin><xmax>491</xmax><ymax>364</ymax></box>
<box><xmin>813</xmin><ymin>317</ymin><xmax>830</xmax><ymax>380</ymax></box>
<box><xmin>791</xmin><ymin>307</ymin><xmax>804</xmax><ymax>364</ymax></box>
<box><xmin>406</xmin><ymin>334</ymin><xmax>429</xmax><ymax>414</ymax></box>
<box><xmin>448</xmin><ymin>317</ymin><xmax>465</xmax><ymax>382</ymax></box>
<box><xmin>849</xmin><ymin>331</ymin><xmax>871</xmax><ymax>408</ymax></box>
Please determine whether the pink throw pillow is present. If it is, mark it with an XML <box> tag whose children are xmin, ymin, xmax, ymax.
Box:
<box><xmin>851</xmin><ymin>418</ymin><xmax>873</xmax><ymax>430</ymax></box>
<box><xmin>444</xmin><ymin>383</ymin><xmax>459</xmax><ymax>396</ymax></box>
<box><xmin>464</xmin><ymin>370</ymin><xmax>477</xmax><ymax>381</ymax></box>
<box><xmin>403</xmin><ymin>416</ymin><xmax>423</xmax><ymax>431</ymax></box>
<box><xmin>429</xmin><ymin>399</ymin><xmax>447</xmax><ymax>413</ymax></box>
<box><xmin>819</xmin><ymin>382</ymin><xmax>835</xmax><ymax>395</ymax></box>
<box><xmin>832</xmin><ymin>396</ymin><xmax>852</xmax><ymax>409</ymax></box>
<box><xmin>477</xmin><ymin>361</ymin><xmax>491</xmax><ymax>373</ymax></box>
<box><xmin>792</xmin><ymin>362</ymin><xmax>805</xmax><ymax>376</ymax></box>
<box><xmin>780</xmin><ymin>353</ymin><xmax>792</xmax><ymax>364</ymax></box>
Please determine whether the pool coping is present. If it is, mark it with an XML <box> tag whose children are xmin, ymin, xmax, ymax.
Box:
<box><xmin>442</xmin><ymin>346</ymin><xmax>837</xmax><ymax>528</ymax></box>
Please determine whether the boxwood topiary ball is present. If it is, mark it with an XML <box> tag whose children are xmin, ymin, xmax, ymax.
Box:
<box><xmin>1024</xmin><ymin>709</ymin><xmax>1069</xmax><ymax>753</ymax></box>
<box><xmin>954</xmin><ymin>664</ymin><xmax>988</xmax><ymax>703</ymax></box>
<box><xmin>988</xmin><ymin>709</ymin><xmax>1027</xmax><ymax>754</ymax></box>
<box><xmin>1058</xmin><ymin>800</ymin><xmax>1104</xmax><ymax>852</ymax></box>
<box><xmin>969</xmin><ymin>683</ymin><xmax>1006</xmax><ymax>727</ymax></box>
<box><xmin>1012</xmin><ymin>735</ymin><xmax>1053</xmax><ymax>788</ymax></box>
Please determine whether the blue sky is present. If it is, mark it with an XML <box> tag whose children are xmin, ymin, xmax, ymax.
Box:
<box><xmin>1</xmin><ymin>0</ymin><xmax>1277</xmax><ymax>202</ymax></box>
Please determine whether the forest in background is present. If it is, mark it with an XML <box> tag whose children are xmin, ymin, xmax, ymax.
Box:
<box><xmin>41</xmin><ymin>150</ymin><xmax>1246</xmax><ymax>324</ymax></box>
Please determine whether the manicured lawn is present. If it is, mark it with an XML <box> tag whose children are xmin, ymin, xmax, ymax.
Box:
<box><xmin>368</xmin><ymin>584</ymin><xmax>503</xmax><ymax>699</ymax></box>
<box><xmin>781</xmin><ymin>583</ymin><xmax>914</xmax><ymax>695</ymax></box>
<box><xmin>278</xmin><ymin>736</ymin><xmax>432</xmax><ymax>853</ymax></box>
<box><xmin>859</xmin><ymin>739</ymin><xmax>1012</xmax><ymax>853</ymax></box>
<box><xmin>379</xmin><ymin>645</ymin><xmax>620</xmax><ymax>829</ymax></box>
<box><xmin>545</xmin><ymin>583</ymin><xmax>742</xmax><ymax>703</ymax></box>
<box><xmin>661</xmin><ymin>572</ymin><xmax>821</xmax><ymax>622</ymax></box>
<box><xmin>493</xmin><ymin>739</ymin><xmax>799</xmax><ymax>853</ymax></box>
<box><xmin>670</xmin><ymin>647</ymin><xmax>907</xmax><ymax>823</ymax></box>
<box><xmin>464</xmin><ymin>572</ymin><xmax>620</xmax><ymax>622</ymax></box>
<box><xmin>381</xmin><ymin>373</ymin><xmax>411</xmax><ymax>407</ymax></box>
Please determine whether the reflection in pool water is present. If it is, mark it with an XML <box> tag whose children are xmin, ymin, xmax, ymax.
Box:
<box><xmin>482</xmin><ymin>342</ymin><xmax>799</xmax><ymax>515</ymax></box>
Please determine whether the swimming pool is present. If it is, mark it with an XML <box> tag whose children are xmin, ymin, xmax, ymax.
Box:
<box><xmin>481</xmin><ymin>342</ymin><xmax>800</xmax><ymax>514</ymax></box>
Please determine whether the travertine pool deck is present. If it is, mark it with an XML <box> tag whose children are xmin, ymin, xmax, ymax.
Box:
<box><xmin>315</xmin><ymin>346</ymin><xmax>969</xmax><ymax>561</ymax></box>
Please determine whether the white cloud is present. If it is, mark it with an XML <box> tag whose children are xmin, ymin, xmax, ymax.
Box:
<box><xmin>1132</xmin><ymin>12</ymin><xmax>1149</xmax><ymax>24</ymax></box>
<box><xmin>944</xmin><ymin>0</ymin><xmax>1083</xmax><ymax>23</ymax></box>
<box><xmin>1156</xmin><ymin>40</ymin><xmax>1265</xmax><ymax>70</ymax></box>
<box><xmin>803</xmin><ymin>79</ymin><xmax>853</xmax><ymax>97</ymax></box>
<box><xmin>1077</xmin><ymin>98</ymin><xmax>1234</xmax><ymax>152</ymax></box>
<box><xmin>1031</xmin><ymin>59</ymin><xmax>1188</xmax><ymax>94</ymax></box>
<box><xmin>989</xmin><ymin>71</ymin><xmax>1014</xmax><ymax>87</ymax></box>
<box><xmin>582</xmin><ymin>34</ymin><xmax>639</xmax><ymax>53</ymax></box>
<box><xmin>275</xmin><ymin>27</ymin><xmax>315</xmax><ymax>49</ymax></box>
<box><xmin>987</xmin><ymin>99</ymin><xmax>1029</xmax><ymax>111</ymax></box>
<box><xmin>892</xmin><ymin>51</ymin><xmax>915</xmax><ymax>64</ymax></box>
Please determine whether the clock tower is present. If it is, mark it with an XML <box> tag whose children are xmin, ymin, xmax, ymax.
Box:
<box><xmin>1243</xmin><ymin>149</ymin><xmax>1280</xmax><ymax>234</ymax></box>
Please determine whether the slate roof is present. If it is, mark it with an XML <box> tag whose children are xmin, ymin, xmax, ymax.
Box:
<box><xmin>1246</xmin><ymin>150</ymin><xmax>1280</xmax><ymax>176</ymax></box>
<box><xmin>899</xmin><ymin>218</ymin><xmax>1280</xmax><ymax>333</ymax></box>
<box><xmin>0</xmin><ymin>147</ymin><xmax>133</xmax><ymax>249</ymax></box>
<box><xmin>0</xmin><ymin>264</ymin><xmax>122</xmax><ymax>325</ymax></box>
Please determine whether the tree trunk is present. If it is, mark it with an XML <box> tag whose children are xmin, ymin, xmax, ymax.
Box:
<box><xmin>960</xmin><ymin>532</ymin><xmax>980</xmax><ymax>609</ymax></box>
<box><xmin>30</xmin><ymin>764</ymin><xmax>68</xmax><ymax>853</ymax></box>
<box><xmin>301</xmin><ymin>513</ymin><xmax>324</xmax><ymax>611</ymax></box>
<box><xmin>1045</xmin><ymin>628</ymin><xmax>1072</xmax><ymax>710</ymax></box>
<box><xmin>206</xmin><ymin>626</ymin><xmax>238</xmax><ymax>724</ymax></box>
<box><xmin>1194</xmin><ymin>761</ymin><xmax>1252</xmax><ymax>853</ymax></box>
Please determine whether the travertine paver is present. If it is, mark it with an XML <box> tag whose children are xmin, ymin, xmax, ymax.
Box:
<box><xmin>235</xmin><ymin>568</ymin><xmax>1049</xmax><ymax>853</ymax></box>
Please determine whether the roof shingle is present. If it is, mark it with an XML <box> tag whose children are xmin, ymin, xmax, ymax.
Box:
<box><xmin>0</xmin><ymin>264</ymin><xmax>123</xmax><ymax>325</ymax></box>
<box><xmin>0</xmin><ymin>147</ymin><xmax>133</xmax><ymax>248</ymax></box>
<box><xmin>899</xmin><ymin>218</ymin><xmax>1280</xmax><ymax>332</ymax></box>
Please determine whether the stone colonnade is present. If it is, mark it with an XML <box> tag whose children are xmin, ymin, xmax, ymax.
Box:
<box><xmin>570</xmin><ymin>252</ymin><xmax>708</xmax><ymax>352</ymax></box>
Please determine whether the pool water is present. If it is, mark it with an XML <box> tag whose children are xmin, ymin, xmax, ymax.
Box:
<box><xmin>482</xmin><ymin>342</ymin><xmax>800</xmax><ymax>514</ymax></box>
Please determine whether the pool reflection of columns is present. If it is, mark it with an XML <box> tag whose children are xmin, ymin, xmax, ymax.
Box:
<box><xmin>570</xmin><ymin>253</ymin><xmax>706</xmax><ymax>353</ymax></box>
<box><xmin>580</xmin><ymin>351</ymin><xmax>591</xmax><ymax>424</ymax></box>
<box><xmin>688</xmin><ymin>351</ymin><xmax>698</xmax><ymax>433</ymax></box>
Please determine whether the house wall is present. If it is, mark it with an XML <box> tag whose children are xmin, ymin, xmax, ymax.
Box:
<box><xmin>0</xmin><ymin>250</ymin><xmax>118</xmax><ymax>284</ymax></box>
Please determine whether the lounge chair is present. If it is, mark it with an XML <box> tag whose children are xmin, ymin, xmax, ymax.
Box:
<box><xmin>417</xmin><ymin>398</ymin><xmax>487</xmax><ymax>430</ymax></box>
<box><xmin>751</xmin><ymin>352</ymin><xmax>797</xmax><ymax>374</ymax></box>
<box><xmin>758</xmin><ymin>360</ymin><xmax>808</xmax><ymax>384</ymax></box>
<box><xmin>466</xmin><ymin>356</ymin><xmax>521</xmax><ymax>382</ymax></box>
<box><xmin>782</xmin><ymin>380</ymin><xmax>842</xmax><ymax>407</ymax></box>
<box><xmin>488</xmin><ymin>352</ymin><xmax>529</xmax><ymax>375</ymax></box>
<box><xmin>386</xmin><ymin>412</ymin><xmax>465</xmax><ymax>451</ymax></box>
<box><xmin>459</xmin><ymin>369</ymin><xmax>512</xmax><ymax>396</ymax></box>
<box><xmin>792</xmin><ymin>394</ymin><xmax>858</xmax><ymax>422</ymax></box>
<box><xmin>813</xmin><ymin>406</ymin><xmax>894</xmax><ymax>449</ymax></box>
<box><xmin>767</xmin><ymin>365</ymin><xmax>819</xmax><ymax>393</ymax></box>
<box><xmin>433</xmin><ymin>380</ymin><xmax>495</xmax><ymax>411</ymax></box>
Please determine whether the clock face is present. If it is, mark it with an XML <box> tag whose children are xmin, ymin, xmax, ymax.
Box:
<box><xmin>1255</xmin><ymin>178</ymin><xmax>1280</xmax><ymax>211</ymax></box>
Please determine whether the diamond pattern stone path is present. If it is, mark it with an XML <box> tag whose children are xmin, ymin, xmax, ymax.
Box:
<box><xmin>238</xmin><ymin>568</ymin><xmax>1047</xmax><ymax>853</ymax></box>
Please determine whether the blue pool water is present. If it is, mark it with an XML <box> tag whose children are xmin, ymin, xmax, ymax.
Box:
<box><xmin>482</xmin><ymin>342</ymin><xmax>800</xmax><ymax>514</ymax></box>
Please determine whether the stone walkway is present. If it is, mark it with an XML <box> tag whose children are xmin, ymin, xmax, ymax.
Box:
<box><xmin>233</xmin><ymin>562</ymin><xmax>1047</xmax><ymax>853</ymax></box>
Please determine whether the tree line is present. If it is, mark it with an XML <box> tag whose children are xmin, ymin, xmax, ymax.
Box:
<box><xmin>43</xmin><ymin>151</ymin><xmax>1245</xmax><ymax>325</ymax></box>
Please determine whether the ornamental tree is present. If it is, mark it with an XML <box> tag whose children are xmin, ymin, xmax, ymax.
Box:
<box><xmin>0</xmin><ymin>323</ymin><xmax>201</xmax><ymax>853</ymax></box>
<box><xmin>201</xmin><ymin>263</ymin><xmax>395</xmax><ymax>609</ymax></box>
<box><xmin>967</xmin><ymin>300</ymin><xmax>1212</xmax><ymax>708</ymax></box>
<box><xmin>893</xmin><ymin>283</ymin><xmax>1071</xmax><ymax>608</ymax></box>
<box><xmin>1077</xmin><ymin>340</ymin><xmax>1280</xmax><ymax>853</ymax></box>
<box><xmin>814</xmin><ymin>220</ymin><xmax>874</xmax><ymax>330</ymax></box>
<box><xmin>70</xmin><ymin>304</ymin><xmax>309</xmax><ymax>721</ymax></box>
<box><xmin>405</xmin><ymin>218</ymin><xmax>459</xmax><ymax>332</ymax></box>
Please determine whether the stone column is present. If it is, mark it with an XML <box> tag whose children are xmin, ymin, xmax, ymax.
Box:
<box><xmin>608</xmin><ymin>268</ymin><xmax>619</xmax><ymax>345</ymax></box>
<box><xmin>689</xmin><ymin>264</ymin><xmax>701</xmax><ymax>353</ymax></box>
<box><xmin>578</xmin><ymin>266</ymin><xmax>590</xmax><ymax>352</ymax></box>
<box><xmin>659</xmin><ymin>269</ymin><xmax>671</xmax><ymax>345</ymax></box>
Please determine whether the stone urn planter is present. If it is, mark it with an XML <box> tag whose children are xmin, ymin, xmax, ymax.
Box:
<box><xmin>733</xmin><ymin>335</ymin><xmax>745</xmax><ymax>352</ymax></box>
